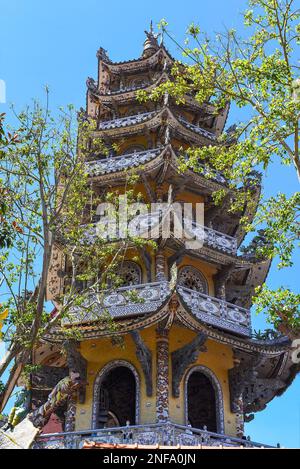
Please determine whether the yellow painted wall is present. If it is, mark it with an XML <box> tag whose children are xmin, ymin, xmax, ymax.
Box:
<box><xmin>75</xmin><ymin>326</ymin><xmax>157</xmax><ymax>430</ymax></box>
<box><xmin>74</xmin><ymin>323</ymin><xmax>237</xmax><ymax>436</ymax></box>
<box><xmin>117</xmin><ymin>135</ymin><xmax>152</xmax><ymax>154</ymax></box>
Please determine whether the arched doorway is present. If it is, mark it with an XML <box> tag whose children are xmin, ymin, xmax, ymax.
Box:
<box><xmin>185</xmin><ymin>366</ymin><xmax>224</xmax><ymax>433</ymax></box>
<box><xmin>92</xmin><ymin>361</ymin><xmax>139</xmax><ymax>429</ymax></box>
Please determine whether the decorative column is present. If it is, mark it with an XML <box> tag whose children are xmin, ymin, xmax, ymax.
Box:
<box><xmin>235</xmin><ymin>397</ymin><xmax>245</xmax><ymax>439</ymax></box>
<box><xmin>155</xmin><ymin>250</ymin><xmax>166</xmax><ymax>282</ymax></box>
<box><xmin>156</xmin><ymin>327</ymin><xmax>169</xmax><ymax>422</ymax></box>
<box><xmin>64</xmin><ymin>397</ymin><xmax>77</xmax><ymax>432</ymax></box>
<box><xmin>229</xmin><ymin>354</ymin><xmax>245</xmax><ymax>439</ymax></box>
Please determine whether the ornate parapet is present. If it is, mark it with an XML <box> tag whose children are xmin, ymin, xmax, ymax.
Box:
<box><xmin>33</xmin><ymin>422</ymin><xmax>275</xmax><ymax>449</ymax></box>
<box><xmin>62</xmin><ymin>281</ymin><xmax>171</xmax><ymax>326</ymax></box>
<box><xmin>85</xmin><ymin>148</ymin><xmax>162</xmax><ymax>176</ymax></box>
<box><xmin>177</xmin><ymin>285</ymin><xmax>251</xmax><ymax>337</ymax></box>
<box><xmin>178</xmin><ymin>115</ymin><xmax>216</xmax><ymax>141</ymax></box>
<box><xmin>192</xmin><ymin>223</ymin><xmax>237</xmax><ymax>255</ymax></box>
<box><xmin>85</xmin><ymin>144</ymin><xmax>227</xmax><ymax>189</ymax></box>
<box><xmin>171</xmin><ymin>332</ymin><xmax>207</xmax><ymax>397</ymax></box>
<box><xmin>98</xmin><ymin>111</ymin><xmax>156</xmax><ymax>131</ymax></box>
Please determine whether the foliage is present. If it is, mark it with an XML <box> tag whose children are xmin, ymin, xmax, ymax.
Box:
<box><xmin>0</xmin><ymin>91</ymin><xmax>152</xmax><ymax>408</ymax></box>
<box><xmin>254</xmin><ymin>285</ymin><xmax>300</xmax><ymax>335</ymax></box>
<box><xmin>0</xmin><ymin>112</ymin><xmax>21</xmax><ymax>248</ymax></box>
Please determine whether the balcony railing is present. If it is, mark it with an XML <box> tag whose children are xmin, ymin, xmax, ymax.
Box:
<box><xmin>85</xmin><ymin>147</ymin><xmax>227</xmax><ymax>185</ymax></box>
<box><xmin>103</xmin><ymin>82</ymin><xmax>150</xmax><ymax>95</ymax></box>
<box><xmin>85</xmin><ymin>147</ymin><xmax>162</xmax><ymax>176</ymax></box>
<box><xmin>83</xmin><ymin>217</ymin><xmax>237</xmax><ymax>255</ymax></box>
<box><xmin>98</xmin><ymin>111</ymin><xmax>156</xmax><ymax>130</ymax></box>
<box><xmin>177</xmin><ymin>285</ymin><xmax>251</xmax><ymax>337</ymax></box>
<box><xmin>178</xmin><ymin>115</ymin><xmax>217</xmax><ymax>141</ymax></box>
<box><xmin>62</xmin><ymin>281</ymin><xmax>250</xmax><ymax>337</ymax></box>
<box><xmin>34</xmin><ymin>422</ymin><xmax>274</xmax><ymax>449</ymax></box>
<box><xmin>192</xmin><ymin>222</ymin><xmax>237</xmax><ymax>254</ymax></box>
<box><xmin>62</xmin><ymin>281</ymin><xmax>170</xmax><ymax>326</ymax></box>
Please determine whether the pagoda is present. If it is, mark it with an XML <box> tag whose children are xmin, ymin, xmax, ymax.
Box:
<box><xmin>31</xmin><ymin>27</ymin><xmax>298</xmax><ymax>449</ymax></box>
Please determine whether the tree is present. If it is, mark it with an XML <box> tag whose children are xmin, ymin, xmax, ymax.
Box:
<box><xmin>138</xmin><ymin>0</ymin><xmax>300</xmax><ymax>336</ymax></box>
<box><xmin>0</xmin><ymin>92</ymin><xmax>149</xmax><ymax>410</ymax></box>
<box><xmin>0</xmin><ymin>112</ymin><xmax>21</xmax><ymax>249</ymax></box>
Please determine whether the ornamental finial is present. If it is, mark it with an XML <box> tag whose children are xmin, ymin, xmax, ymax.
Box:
<box><xmin>150</xmin><ymin>19</ymin><xmax>153</xmax><ymax>34</ymax></box>
<box><xmin>143</xmin><ymin>21</ymin><xmax>160</xmax><ymax>58</ymax></box>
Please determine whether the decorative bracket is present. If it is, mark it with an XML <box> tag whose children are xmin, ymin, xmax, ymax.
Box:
<box><xmin>171</xmin><ymin>332</ymin><xmax>207</xmax><ymax>397</ymax></box>
<box><xmin>228</xmin><ymin>352</ymin><xmax>285</xmax><ymax>415</ymax></box>
<box><xmin>131</xmin><ymin>331</ymin><xmax>153</xmax><ymax>397</ymax></box>
<box><xmin>229</xmin><ymin>352</ymin><xmax>262</xmax><ymax>413</ymax></box>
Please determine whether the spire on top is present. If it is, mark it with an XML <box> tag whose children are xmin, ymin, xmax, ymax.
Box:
<box><xmin>142</xmin><ymin>20</ymin><xmax>161</xmax><ymax>58</ymax></box>
<box><xmin>149</xmin><ymin>19</ymin><xmax>154</xmax><ymax>34</ymax></box>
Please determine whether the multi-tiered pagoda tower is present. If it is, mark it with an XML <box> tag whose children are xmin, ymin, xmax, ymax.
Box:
<box><xmin>32</xmin><ymin>28</ymin><xmax>298</xmax><ymax>449</ymax></box>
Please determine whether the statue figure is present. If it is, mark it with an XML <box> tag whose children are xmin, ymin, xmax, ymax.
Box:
<box><xmin>2</xmin><ymin>388</ymin><xmax>31</xmax><ymax>431</ymax></box>
<box><xmin>28</xmin><ymin>371</ymin><xmax>80</xmax><ymax>428</ymax></box>
<box><xmin>164</xmin><ymin>125</ymin><xmax>171</xmax><ymax>145</ymax></box>
<box><xmin>0</xmin><ymin>307</ymin><xmax>8</xmax><ymax>339</ymax></box>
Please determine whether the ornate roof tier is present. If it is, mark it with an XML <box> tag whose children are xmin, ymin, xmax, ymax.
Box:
<box><xmin>227</xmin><ymin>345</ymin><xmax>299</xmax><ymax>417</ymax></box>
<box><xmin>44</xmin><ymin>302</ymin><xmax>171</xmax><ymax>342</ymax></box>
<box><xmin>85</xmin><ymin>144</ymin><xmax>226</xmax><ymax>193</ymax></box>
<box><xmin>175</xmin><ymin>307</ymin><xmax>289</xmax><ymax>355</ymax></box>
<box><xmin>87</xmin><ymin>72</ymin><xmax>170</xmax><ymax>99</ymax></box>
<box><xmin>97</xmin><ymin>45</ymin><xmax>174</xmax><ymax>74</ymax></box>
<box><xmin>44</xmin><ymin>281</ymin><xmax>290</xmax><ymax>352</ymax></box>
<box><xmin>51</xmin><ymin>281</ymin><xmax>252</xmax><ymax>338</ymax></box>
<box><xmin>94</xmin><ymin>107</ymin><xmax>218</xmax><ymax>146</ymax></box>
<box><xmin>87</xmin><ymin>74</ymin><xmax>229</xmax><ymax>137</ymax></box>
<box><xmin>43</xmin><ymin>280</ymin><xmax>298</xmax><ymax>413</ymax></box>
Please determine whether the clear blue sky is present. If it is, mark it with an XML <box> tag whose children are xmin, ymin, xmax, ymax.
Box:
<box><xmin>0</xmin><ymin>0</ymin><xmax>299</xmax><ymax>447</ymax></box>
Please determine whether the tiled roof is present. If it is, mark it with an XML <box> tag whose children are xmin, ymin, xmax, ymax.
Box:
<box><xmin>98</xmin><ymin>111</ymin><xmax>156</xmax><ymax>130</ymax></box>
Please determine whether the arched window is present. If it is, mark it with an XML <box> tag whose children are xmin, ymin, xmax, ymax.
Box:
<box><xmin>185</xmin><ymin>366</ymin><xmax>224</xmax><ymax>433</ymax></box>
<box><xmin>178</xmin><ymin>266</ymin><xmax>208</xmax><ymax>294</ymax></box>
<box><xmin>92</xmin><ymin>360</ymin><xmax>140</xmax><ymax>429</ymax></box>
<box><xmin>119</xmin><ymin>261</ymin><xmax>142</xmax><ymax>286</ymax></box>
